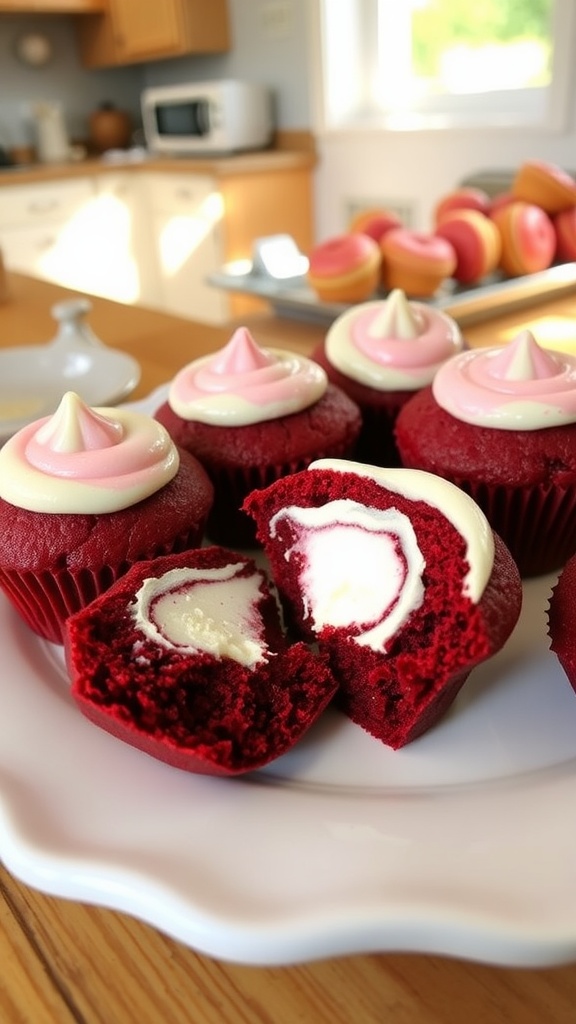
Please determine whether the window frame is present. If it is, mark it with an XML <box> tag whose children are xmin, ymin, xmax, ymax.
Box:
<box><xmin>314</xmin><ymin>0</ymin><xmax>576</xmax><ymax>134</ymax></box>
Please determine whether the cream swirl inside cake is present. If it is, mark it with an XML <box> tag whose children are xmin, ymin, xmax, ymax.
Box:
<box><xmin>0</xmin><ymin>391</ymin><xmax>179</xmax><ymax>513</ymax></box>
<box><xmin>168</xmin><ymin>326</ymin><xmax>327</xmax><ymax>425</ymax></box>
<box><xmin>267</xmin><ymin>458</ymin><xmax>494</xmax><ymax>652</ymax></box>
<box><xmin>270</xmin><ymin>498</ymin><xmax>425</xmax><ymax>650</ymax></box>
<box><xmin>132</xmin><ymin>561</ymin><xmax>267</xmax><ymax>668</ymax></box>
<box><xmin>324</xmin><ymin>288</ymin><xmax>463</xmax><ymax>390</ymax></box>
<box><xmin>433</xmin><ymin>329</ymin><xmax>576</xmax><ymax>429</ymax></box>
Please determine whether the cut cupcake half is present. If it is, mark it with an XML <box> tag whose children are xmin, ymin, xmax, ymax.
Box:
<box><xmin>64</xmin><ymin>546</ymin><xmax>337</xmax><ymax>776</ymax></box>
<box><xmin>244</xmin><ymin>459</ymin><xmax>522</xmax><ymax>749</ymax></box>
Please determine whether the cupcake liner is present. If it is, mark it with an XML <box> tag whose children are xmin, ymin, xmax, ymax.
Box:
<box><xmin>0</xmin><ymin>523</ymin><xmax>207</xmax><ymax>646</ymax></box>
<box><xmin>205</xmin><ymin>438</ymin><xmax>358</xmax><ymax>548</ymax></box>
<box><xmin>453</xmin><ymin>477</ymin><xmax>576</xmax><ymax>577</ymax></box>
<box><xmin>354</xmin><ymin>400</ymin><xmax>408</xmax><ymax>467</ymax></box>
<box><xmin>310</xmin><ymin>342</ymin><xmax>411</xmax><ymax>468</ymax></box>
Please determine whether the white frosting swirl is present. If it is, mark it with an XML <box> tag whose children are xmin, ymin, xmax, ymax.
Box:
<box><xmin>325</xmin><ymin>289</ymin><xmax>463</xmax><ymax>390</ymax></box>
<box><xmin>132</xmin><ymin>562</ymin><xmax>267</xmax><ymax>668</ymax></box>
<box><xmin>433</xmin><ymin>329</ymin><xmax>576</xmax><ymax>429</ymax></box>
<box><xmin>0</xmin><ymin>391</ymin><xmax>179</xmax><ymax>513</ymax></box>
<box><xmin>168</xmin><ymin>326</ymin><xmax>327</xmax><ymax>426</ymax></box>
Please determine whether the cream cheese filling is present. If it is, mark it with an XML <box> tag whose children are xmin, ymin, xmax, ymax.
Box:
<box><xmin>132</xmin><ymin>562</ymin><xmax>267</xmax><ymax>669</ymax></box>
<box><xmin>269</xmin><ymin>499</ymin><xmax>425</xmax><ymax>652</ymax></box>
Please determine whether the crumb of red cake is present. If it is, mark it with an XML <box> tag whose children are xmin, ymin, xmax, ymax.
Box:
<box><xmin>244</xmin><ymin>459</ymin><xmax>522</xmax><ymax>749</ymax></box>
<box><xmin>64</xmin><ymin>546</ymin><xmax>337</xmax><ymax>776</ymax></box>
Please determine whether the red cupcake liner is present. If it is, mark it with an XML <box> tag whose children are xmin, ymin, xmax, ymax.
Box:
<box><xmin>453</xmin><ymin>477</ymin><xmax>576</xmax><ymax>577</ymax></box>
<box><xmin>0</xmin><ymin>523</ymin><xmax>207</xmax><ymax>646</ymax></box>
<box><xmin>354</xmin><ymin>400</ymin><xmax>409</xmax><ymax>467</ymax></box>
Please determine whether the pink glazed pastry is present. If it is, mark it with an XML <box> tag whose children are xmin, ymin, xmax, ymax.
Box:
<box><xmin>395</xmin><ymin>329</ymin><xmax>576</xmax><ymax>576</ymax></box>
<box><xmin>311</xmin><ymin>288</ymin><xmax>464</xmax><ymax>465</ymax></box>
<box><xmin>155</xmin><ymin>326</ymin><xmax>361</xmax><ymax>547</ymax></box>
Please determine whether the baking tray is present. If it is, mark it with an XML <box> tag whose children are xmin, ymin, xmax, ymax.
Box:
<box><xmin>208</xmin><ymin>261</ymin><xmax>576</xmax><ymax>329</ymax></box>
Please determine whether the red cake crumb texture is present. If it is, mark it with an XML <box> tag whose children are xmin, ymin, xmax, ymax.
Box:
<box><xmin>244</xmin><ymin>460</ymin><xmax>522</xmax><ymax>749</ymax></box>
<box><xmin>64</xmin><ymin>546</ymin><xmax>337</xmax><ymax>776</ymax></box>
<box><xmin>548</xmin><ymin>555</ymin><xmax>576</xmax><ymax>696</ymax></box>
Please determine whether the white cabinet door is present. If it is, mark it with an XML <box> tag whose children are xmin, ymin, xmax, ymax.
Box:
<box><xmin>0</xmin><ymin>172</ymin><xmax>232</xmax><ymax>324</ymax></box>
<box><xmin>90</xmin><ymin>172</ymin><xmax>161</xmax><ymax>306</ymax></box>
<box><xmin>143</xmin><ymin>172</ymin><xmax>230</xmax><ymax>325</ymax></box>
<box><xmin>0</xmin><ymin>221</ymin><xmax>75</xmax><ymax>284</ymax></box>
<box><xmin>0</xmin><ymin>178</ymin><xmax>97</xmax><ymax>291</ymax></box>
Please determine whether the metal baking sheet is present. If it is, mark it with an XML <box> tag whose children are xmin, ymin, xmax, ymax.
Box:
<box><xmin>208</xmin><ymin>262</ymin><xmax>576</xmax><ymax>329</ymax></box>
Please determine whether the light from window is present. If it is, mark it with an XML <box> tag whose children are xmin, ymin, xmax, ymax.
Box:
<box><xmin>318</xmin><ymin>0</ymin><xmax>574</xmax><ymax>131</ymax></box>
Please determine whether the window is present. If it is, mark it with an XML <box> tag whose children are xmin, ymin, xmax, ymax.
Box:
<box><xmin>317</xmin><ymin>0</ymin><xmax>575</xmax><ymax>132</ymax></box>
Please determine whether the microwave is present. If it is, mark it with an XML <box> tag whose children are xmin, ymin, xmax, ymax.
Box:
<box><xmin>141</xmin><ymin>80</ymin><xmax>274</xmax><ymax>156</ymax></box>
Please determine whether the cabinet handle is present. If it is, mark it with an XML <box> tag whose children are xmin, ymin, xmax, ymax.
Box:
<box><xmin>27</xmin><ymin>200</ymin><xmax>60</xmax><ymax>215</ymax></box>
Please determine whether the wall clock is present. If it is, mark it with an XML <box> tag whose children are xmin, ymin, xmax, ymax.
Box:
<box><xmin>14</xmin><ymin>33</ymin><xmax>54</xmax><ymax>68</ymax></box>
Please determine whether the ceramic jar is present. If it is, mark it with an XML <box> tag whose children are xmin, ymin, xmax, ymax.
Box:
<box><xmin>88</xmin><ymin>103</ymin><xmax>132</xmax><ymax>153</ymax></box>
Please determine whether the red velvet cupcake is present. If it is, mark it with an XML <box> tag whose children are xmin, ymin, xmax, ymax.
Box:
<box><xmin>0</xmin><ymin>392</ymin><xmax>213</xmax><ymax>645</ymax></box>
<box><xmin>244</xmin><ymin>458</ymin><xmax>522</xmax><ymax>749</ymax></box>
<box><xmin>65</xmin><ymin>546</ymin><xmax>337</xmax><ymax>776</ymax></box>
<box><xmin>395</xmin><ymin>329</ymin><xmax>576</xmax><ymax>577</ymax></box>
<box><xmin>311</xmin><ymin>288</ymin><xmax>463</xmax><ymax>465</ymax></box>
<box><xmin>548</xmin><ymin>555</ymin><xmax>576</xmax><ymax>695</ymax></box>
<box><xmin>155</xmin><ymin>326</ymin><xmax>361</xmax><ymax>547</ymax></box>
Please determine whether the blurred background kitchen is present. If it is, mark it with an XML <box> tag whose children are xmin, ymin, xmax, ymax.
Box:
<box><xmin>0</xmin><ymin>0</ymin><xmax>573</xmax><ymax>323</ymax></box>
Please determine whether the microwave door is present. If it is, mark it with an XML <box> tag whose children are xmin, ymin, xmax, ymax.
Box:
<box><xmin>155</xmin><ymin>99</ymin><xmax>211</xmax><ymax>138</ymax></box>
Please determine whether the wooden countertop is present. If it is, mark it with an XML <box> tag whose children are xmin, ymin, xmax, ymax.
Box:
<box><xmin>0</xmin><ymin>147</ymin><xmax>317</xmax><ymax>188</ymax></box>
<box><xmin>1</xmin><ymin>272</ymin><xmax>576</xmax><ymax>1024</ymax></box>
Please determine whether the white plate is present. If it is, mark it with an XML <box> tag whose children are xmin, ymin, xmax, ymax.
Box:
<box><xmin>1</xmin><ymin>393</ymin><xmax>576</xmax><ymax>968</ymax></box>
<box><xmin>2</xmin><ymin>573</ymin><xmax>576</xmax><ymax>967</ymax></box>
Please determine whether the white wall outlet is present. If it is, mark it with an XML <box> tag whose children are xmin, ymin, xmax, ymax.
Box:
<box><xmin>260</xmin><ymin>1</ymin><xmax>293</xmax><ymax>39</ymax></box>
<box><xmin>346</xmin><ymin>198</ymin><xmax>416</xmax><ymax>229</ymax></box>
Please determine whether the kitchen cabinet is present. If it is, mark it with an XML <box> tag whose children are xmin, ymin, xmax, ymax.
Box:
<box><xmin>75</xmin><ymin>0</ymin><xmax>230</xmax><ymax>68</ymax></box>
<box><xmin>89</xmin><ymin>172</ymin><xmax>161</xmax><ymax>305</ymax></box>
<box><xmin>0</xmin><ymin>178</ymin><xmax>97</xmax><ymax>293</ymax></box>
<box><xmin>217</xmin><ymin>164</ymin><xmax>315</xmax><ymax>316</ymax></box>
<box><xmin>142</xmin><ymin>159</ymin><xmax>316</xmax><ymax>325</ymax></box>
<box><xmin>143</xmin><ymin>172</ymin><xmax>229</xmax><ymax>325</ymax></box>
<box><xmin>0</xmin><ymin>152</ymin><xmax>316</xmax><ymax>325</ymax></box>
<box><xmin>0</xmin><ymin>0</ymin><xmax>104</xmax><ymax>10</ymax></box>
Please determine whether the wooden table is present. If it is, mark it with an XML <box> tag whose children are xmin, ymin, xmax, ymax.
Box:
<box><xmin>2</xmin><ymin>273</ymin><xmax>576</xmax><ymax>1024</ymax></box>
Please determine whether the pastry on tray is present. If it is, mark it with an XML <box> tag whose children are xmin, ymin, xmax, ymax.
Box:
<box><xmin>307</xmin><ymin>232</ymin><xmax>381</xmax><ymax>303</ymax></box>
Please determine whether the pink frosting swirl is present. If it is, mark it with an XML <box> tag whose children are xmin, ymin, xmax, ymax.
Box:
<box><xmin>0</xmin><ymin>392</ymin><xmax>179</xmax><ymax>513</ymax></box>
<box><xmin>432</xmin><ymin>329</ymin><xmax>576</xmax><ymax>429</ymax></box>
<box><xmin>168</xmin><ymin>326</ymin><xmax>327</xmax><ymax>426</ymax></box>
<box><xmin>325</xmin><ymin>289</ymin><xmax>463</xmax><ymax>389</ymax></box>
